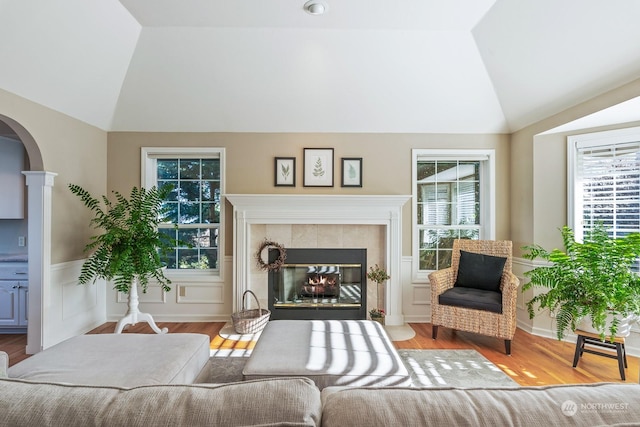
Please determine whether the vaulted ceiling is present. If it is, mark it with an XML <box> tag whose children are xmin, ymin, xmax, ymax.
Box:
<box><xmin>1</xmin><ymin>0</ymin><xmax>639</xmax><ymax>133</ymax></box>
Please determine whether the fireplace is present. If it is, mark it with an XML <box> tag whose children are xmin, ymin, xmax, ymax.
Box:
<box><xmin>226</xmin><ymin>194</ymin><xmax>410</xmax><ymax>326</ymax></box>
<box><xmin>268</xmin><ymin>248</ymin><xmax>367</xmax><ymax>320</ymax></box>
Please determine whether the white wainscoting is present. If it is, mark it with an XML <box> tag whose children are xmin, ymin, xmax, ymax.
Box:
<box><xmin>401</xmin><ymin>256</ymin><xmax>431</xmax><ymax>323</ymax></box>
<box><xmin>106</xmin><ymin>256</ymin><xmax>233</xmax><ymax>323</ymax></box>
<box><xmin>48</xmin><ymin>254</ymin><xmax>640</xmax><ymax>357</ymax></box>
<box><xmin>46</xmin><ymin>260</ymin><xmax>107</xmax><ymax>349</ymax></box>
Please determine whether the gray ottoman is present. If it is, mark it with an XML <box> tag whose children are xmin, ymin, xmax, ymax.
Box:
<box><xmin>8</xmin><ymin>333</ymin><xmax>211</xmax><ymax>387</ymax></box>
<box><xmin>242</xmin><ymin>320</ymin><xmax>411</xmax><ymax>389</ymax></box>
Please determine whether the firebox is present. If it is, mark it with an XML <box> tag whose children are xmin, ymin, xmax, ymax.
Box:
<box><xmin>268</xmin><ymin>248</ymin><xmax>366</xmax><ymax>320</ymax></box>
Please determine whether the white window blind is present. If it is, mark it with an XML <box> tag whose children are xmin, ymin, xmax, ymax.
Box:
<box><xmin>575</xmin><ymin>140</ymin><xmax>640</xmax><ymax>238</ymax></box>
<box><xmin>412</xmin><ymin>149</ymin><xmax>495</xmax><ymax>279</ymax></box>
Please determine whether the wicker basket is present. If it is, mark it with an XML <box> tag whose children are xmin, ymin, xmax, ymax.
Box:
<box><xmin>231</xmin><ymin>290</ymin><xmax>271</xmax><ymax>334</ymax></box>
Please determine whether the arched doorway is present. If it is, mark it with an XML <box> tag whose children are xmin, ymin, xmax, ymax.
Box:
<box><xmin>0</xmin><ymin>114</ymin><xmax>53</xmax><ymax>354</ymax></box>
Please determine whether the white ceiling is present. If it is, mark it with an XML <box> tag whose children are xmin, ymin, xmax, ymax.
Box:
<box><xmin>0</xmin><ymin>0</ymin><xmax>639</xmax><ymax>133</ymax></box>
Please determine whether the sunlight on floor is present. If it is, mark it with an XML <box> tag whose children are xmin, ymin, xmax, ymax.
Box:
<box><xmin>404</xmin><ymin>353</ymin><xmax>517</xmax><ymax>388</ymax></box>
<box><xmin>210</xmin><ymin>333</ymin><xmax>257</xmax><ymax>358</ymax></box>
<box><xmin>497</xmin><ymin>363</ymin><xmax>524</xmax><ymax>379</ymax></box>
<box><xmin>210</xmin><ymin>348</ymin><xmax>252</xmax><ymax>357</ymax></box>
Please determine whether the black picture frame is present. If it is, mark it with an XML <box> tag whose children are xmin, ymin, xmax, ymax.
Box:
<box><xmin>274</xmin><ymin>157</ymin><xmax>296</xmax><ymax>187</ymax></box>
<box><xmin>303</xmin><ymin>148</ymin><xmax>334</xmax><ymax>187</ymax></box>
<box><xmin>341</xmin><ymin>157</ymin><xmax>363</xmax><ymax>187</ymax></box>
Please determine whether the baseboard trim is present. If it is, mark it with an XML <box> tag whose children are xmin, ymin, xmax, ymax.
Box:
<box><xmin>106</xmin><ymin>314</ymin><xmax>232</xmax><ymax>323</ymax></box>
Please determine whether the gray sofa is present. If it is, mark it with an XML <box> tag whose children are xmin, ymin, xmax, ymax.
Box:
<box><xmin>321</xmin><ymin>383</ymin><xmax>640</xmax><ymax>426</ymax></box>
<box><xmin>0</xmin><ymin>376</ymin><xmax>322</xmax><ymax>426</ymax></box>
<box><xmin>2</xmin><ymin>350</ymin><xmax>640</xmax><ymax>426</ymax></box>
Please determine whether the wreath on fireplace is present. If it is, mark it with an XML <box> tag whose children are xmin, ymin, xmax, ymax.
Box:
<box><xmin>256</xmin><ymin>239</ymin><xmax>287</xmax><ymax>271</ymax></box>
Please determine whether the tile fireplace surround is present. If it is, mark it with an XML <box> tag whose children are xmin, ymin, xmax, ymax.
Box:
<box><xmin>226</xmin><ymin>194</ymin><xmax>410</xmax><ymax>326</ymax></box>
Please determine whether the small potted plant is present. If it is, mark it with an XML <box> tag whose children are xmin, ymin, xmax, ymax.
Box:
<box><xmin>367</xmin><ymin>264</ymin><xmax>390</xmax><ymax>324</ymax></box>
<box><xmin>369</xmin><ymin>308</ymin><xmax>386</xmax><ymax>325</ymax></box>
<box><xmin>522</xmin><ymin>223</ymin><xmax>640</xmax><ymax>341</ymax></box>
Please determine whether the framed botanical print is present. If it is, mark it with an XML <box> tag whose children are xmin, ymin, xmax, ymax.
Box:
<box><xmin>303</xmin><ymin>148</ymin><xmax>334</xmax><ymax>187</ymax></box>
<box><xmin>341</xmin><ymin>157</ymin><xmax>362</xmax><ymax>187</ymax></box>
<box><xmin>274</xmin><ymin>157</ymin><xmax>296</xmax><ymax>187</ymax></box>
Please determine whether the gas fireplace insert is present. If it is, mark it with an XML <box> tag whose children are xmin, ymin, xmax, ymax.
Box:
<box><xmin>268</xmin><ymin>248</ymin><xmax>366</xmax><ymax>320</ymax></box>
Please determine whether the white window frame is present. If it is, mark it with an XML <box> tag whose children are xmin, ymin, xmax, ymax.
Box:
<box><xmin>567</xmin><ymin>126</ymin><xmax>640</xmax><ymax>241</ymax></box>
<box><xmin>141</xmin><ymin>147</ymin><xmax>226</xmax><ymax>280</ymax></box>
<box><xmin>412</xmin><ymin>148</ymin><xmax>496</xmax><ymax>282</ymax></box>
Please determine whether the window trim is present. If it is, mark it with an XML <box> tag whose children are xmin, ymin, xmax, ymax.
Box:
<box><xmin>412</xmin><ymin>148</ymin><xmax>496</xmax><ymax>282</ymax></box>
<box><xmin>567</xmin><ymin>126</ymin><xmax>640</xmax><ymax>240</ymax></box>
<box><xmin>141</xmin><ymin>147</ymin><xmax>226</xmax><ymax>280</ymax></box>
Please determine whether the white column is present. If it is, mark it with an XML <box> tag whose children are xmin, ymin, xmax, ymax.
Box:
<box><xmin>385</xmin><ymin>207</ymin><xmax>404</xmax><ymax>326</ymax></box>
<box><xmin>232</xmin><ymin>209</ymin><xmax>251</xmax><ymax>312</ymax></box>
<box><xmin>23</xmin><ymin>171</ymin><xmax>56</xmax><ymax>354</ymax></box>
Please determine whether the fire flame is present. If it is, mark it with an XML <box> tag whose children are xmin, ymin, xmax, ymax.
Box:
<box><xmin>308</xmin><ymin>275</ymin><xmax>337</xmax><ymax>286</ymax></box>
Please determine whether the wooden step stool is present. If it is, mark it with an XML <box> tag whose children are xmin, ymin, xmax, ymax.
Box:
<box><xmin>572</xmin><ymin>329</ymin><xmax>627</xmax><ymax>380</ymax></box>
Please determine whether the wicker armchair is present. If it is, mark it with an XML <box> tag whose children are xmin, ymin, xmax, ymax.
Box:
<box><xmin>428</xmin><ymin>239</ymin><xmax>520</xmax><ymax>355</ymax></box>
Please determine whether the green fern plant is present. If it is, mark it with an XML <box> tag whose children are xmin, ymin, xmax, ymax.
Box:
<box><xmin>69</xmin><ymin>184</ymin><xmax>174</xmax><ymax>294</ymax></box>
<box><xmin>522</xmin><ymin>223</ymin><xmax>640</xmax><ymax>341</ymax></box>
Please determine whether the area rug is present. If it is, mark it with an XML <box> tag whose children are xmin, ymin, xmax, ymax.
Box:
<box><xmin>207</xmin><ymin>349</ymin><xmax>518</xmax><ymax>387</ymax></box>
<box><xmin>397</xmin><ymin>349</ymin><xmax>517</xmax><ymax>387</ymax></box>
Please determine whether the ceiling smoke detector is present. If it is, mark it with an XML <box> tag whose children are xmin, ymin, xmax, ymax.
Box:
<box><xmin>304</xmin><ymin>1</ymin><xmax>327</xmax><ymax>15</ymax></box>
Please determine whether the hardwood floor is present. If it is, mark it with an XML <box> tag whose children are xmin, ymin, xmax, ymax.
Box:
<box><xmin>1</xmin><ymin>322</ymin><xmax>637</xmax><ymax>386</ymax></box>
<box><xmin>0</xmin><ymin>333</ymin><xmax>31</xmax><ymax>367</ymax></box>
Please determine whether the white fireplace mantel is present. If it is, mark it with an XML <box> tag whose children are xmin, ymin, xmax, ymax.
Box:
<box><xmin>226</xmin><ymin>194</ymin><xmax>411</xmax><ymax>326</ymax></box>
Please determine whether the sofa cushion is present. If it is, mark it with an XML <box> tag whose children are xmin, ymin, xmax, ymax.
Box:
<box><xmin>7</xmin><ymin>333</ymin><xmax>210</xmax><ymax>387</ymax></box>
<box><xmin>0</xmin><ymin>377</ymin><xmax>321</xmax><ymax>427</ymax></box>
<box><xmin>438</xmin><ymin>287</ymin><xmax>502</xmax><ymax>313</ymax></box>
<box><xmin>455</xmin><ymin>250</ymin><xmax>506</xmax><ymax>292</ymax></box>
<box><xmin>321</xmin><ymin>383</ymin><xmax>640</xmax><ymax>427</ymax></box>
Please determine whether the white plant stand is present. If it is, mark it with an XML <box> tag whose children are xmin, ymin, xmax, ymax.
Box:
<box><xmin>114</xmin><ymin>276</ymin><xmax>168</xmax><ymax>334</ymax></box>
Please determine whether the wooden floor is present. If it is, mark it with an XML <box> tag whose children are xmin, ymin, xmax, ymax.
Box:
<box><xmin>1</xmin><ymin>322</ymin><xmax>637</xmax><ymax>386</ymax></box>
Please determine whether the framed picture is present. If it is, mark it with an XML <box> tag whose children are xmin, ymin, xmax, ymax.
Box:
<box><xmin>341</xmin><ymin>157</ymin><xmax>362</xmax><ymax>187</ymax></box>
<box><xmin>274</xmin><ymin>157</ymin><xmax>296</xmax><ymax>187</ymax></box>
<box><xmin>303</xmin><ymin>148</ymin><xmax>334</xmax><ymax>187</ymax></box>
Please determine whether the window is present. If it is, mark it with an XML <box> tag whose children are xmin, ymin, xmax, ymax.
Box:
<box><xmin>568</xmin><ymin>127</ymin><xmax>640</xmax><ymax>241</ymax></box>
<box><xmin>413</xmin><ymin>149</ymin><xmax>495</xmax><ymax>277</ymax></box>
<box><xmin>142</xmin><ymin>147</ymin><xmax>225</xmax><ymax>273</ymax></box>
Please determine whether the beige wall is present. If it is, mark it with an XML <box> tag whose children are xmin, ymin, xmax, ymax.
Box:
<box><xmin>5</xmin><ymin>74</ymin><xmax>638</xmax><ymax>265</ymax></box>
<box><xmin>510</xmin><ymin>77</ymin><xmax>640</xmax><ymax>256</ymax></box>
<box><xmin>107</xmin><ymin>132</ymin><xmax>512</xmax><ymax>257</ymax></box>
<box><xmin>5</xmin><ymin>77</ymin><xmax>640</xmax><ymax>344</ymax></box>
<box><xmin>0</xmin><ymin>88</ymin><xmax>107</xmax><ymax>264</ymax></box>
<box><xmin>533</xmin><ymin>121</ymin><xmax>640</xmax><ymax>251</ymax></box>
<box><xmin>511</xmin><ymin>78</ymin><xmax>640</xmax><ymax>343</ymax></box>
<box><xmin>4</xmin><ymin>74</ymin><xmax>640</xmax><ymax>346</ymax></box>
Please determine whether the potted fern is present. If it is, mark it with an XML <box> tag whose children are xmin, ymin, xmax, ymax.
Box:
<box><xmin>69</xmin><ymin>184</ymin><xmax>175</xmax><ymax>334</ymax></box>
<box><xmin>522</xmin><ymin>223</ymin><xmax>640</xmax><ymax>341</ymax></box>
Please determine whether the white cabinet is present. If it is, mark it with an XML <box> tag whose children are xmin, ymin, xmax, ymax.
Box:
<box><xmin>0</xmin><ymin>137</ymin><xmax>26</xmax><ymax>219</ymax></box>
<box><xmin>0</xmin><ymin>281</ymin><xmax>28</xmax><ymax>327</ymax></box>
<box><xmin>18</xmin><ymin>284</ymin><xmax>28</xmax><ymax>325</ymax></box>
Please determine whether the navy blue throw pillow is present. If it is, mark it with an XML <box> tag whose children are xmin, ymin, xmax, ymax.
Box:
<box><xmin>454</xmin><ymin>250</ymin><xmax>507</xmax><ymax>292</ymax></box>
